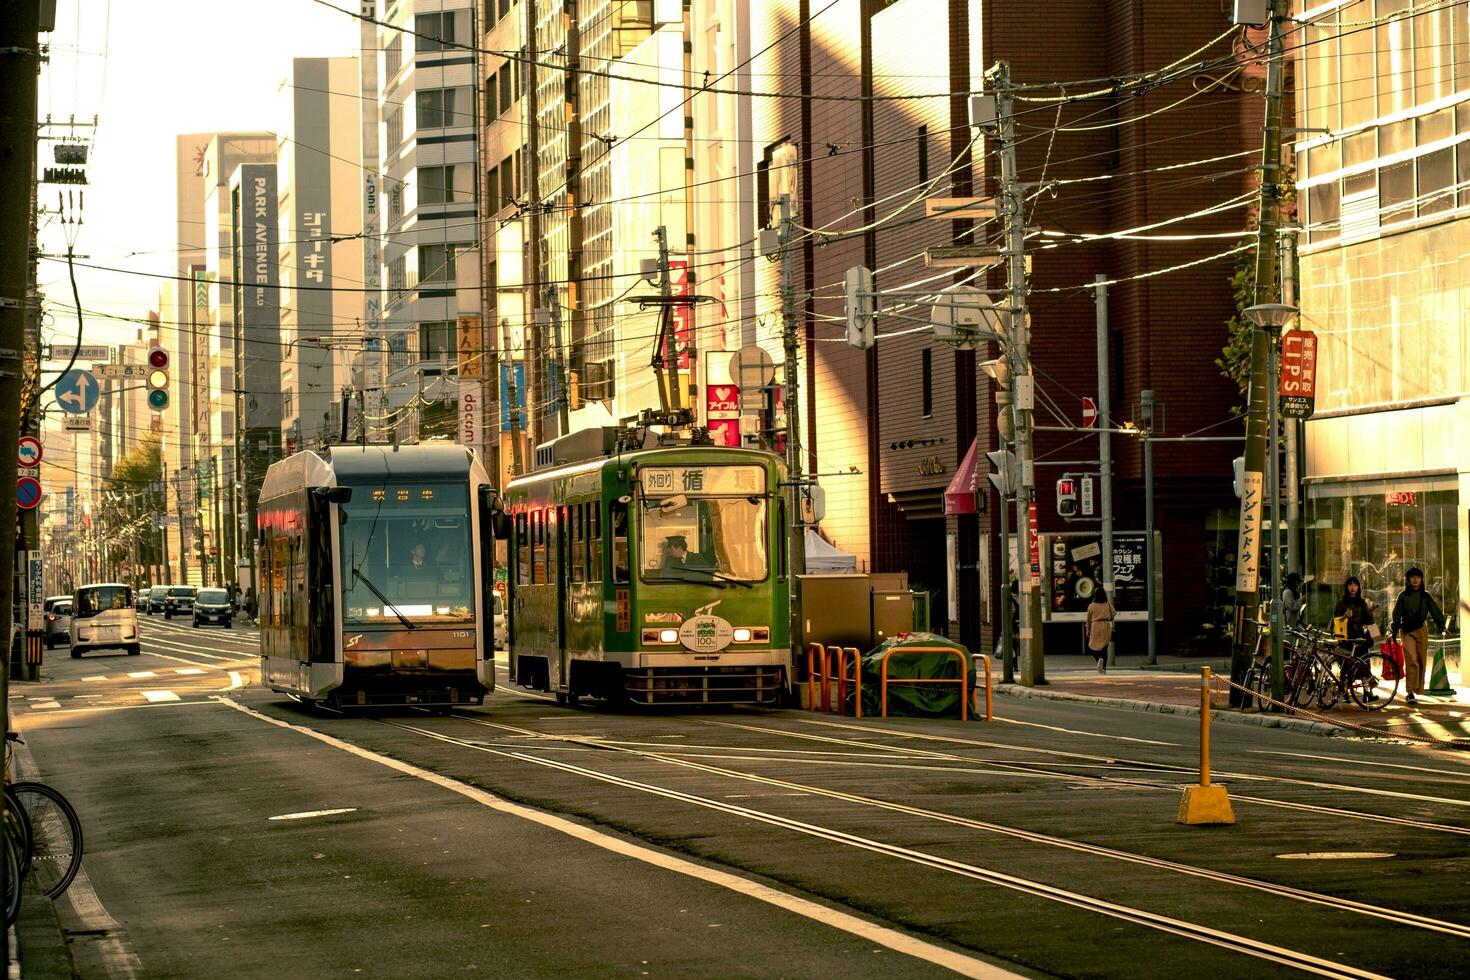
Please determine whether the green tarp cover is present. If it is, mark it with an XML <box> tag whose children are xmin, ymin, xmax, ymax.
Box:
<box><xmin>855</xmin><ymin>632</ymin><xmax>973</xmax><ymax>718</ymax></box>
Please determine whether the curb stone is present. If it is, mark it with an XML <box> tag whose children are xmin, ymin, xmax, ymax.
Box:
<box><xmin>994</xmin><ymin>683</ymin><xmax>1350</xmax><ymax>737</ymax></box>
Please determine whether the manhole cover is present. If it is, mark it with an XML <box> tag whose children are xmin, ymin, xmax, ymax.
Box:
<box><xmin>1275</xmin><ymin>852</ymin><xmax>1396</xmax><ymax>860</ymax></box>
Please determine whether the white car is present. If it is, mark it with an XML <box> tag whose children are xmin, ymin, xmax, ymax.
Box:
<box><xmin>70</xmin><ymin>583</ymin><xmax>141</xmax><ymax>657</ymax></box>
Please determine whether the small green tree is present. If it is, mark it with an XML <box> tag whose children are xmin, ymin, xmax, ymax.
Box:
<box><xmin>1215</xmin><ymin>247</ymin><xmax>1257</xmax><ymax>407</ymax></box>
<box><xmin>101</xmin><ymin>434</ymin><xmax>165</xmax><ymax>580</ymax></box>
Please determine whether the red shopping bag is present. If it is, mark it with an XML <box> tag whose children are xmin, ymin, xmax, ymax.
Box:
<box><xmin>1380</xmin><ymin>640</ymin><xmax>1404</xmax><ymax>681</ymax></box>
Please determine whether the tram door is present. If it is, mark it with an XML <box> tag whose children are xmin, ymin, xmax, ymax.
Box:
<box><xmin>556</xmin><ymin>504</ymin><xmax>570</xmax><ymax>687</ymax></box>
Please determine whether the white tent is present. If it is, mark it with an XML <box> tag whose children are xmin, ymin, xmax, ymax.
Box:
<box><xmin>804</xmin><ymin>529</ymin><xmax>858</xmax><ymax>573</ymax></box>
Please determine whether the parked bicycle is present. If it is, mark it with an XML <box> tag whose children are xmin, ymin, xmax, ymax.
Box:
<box><xmin>4</xmin><ymin>731</ymin><xmax>84</xmax><ymax>925</ymax></box>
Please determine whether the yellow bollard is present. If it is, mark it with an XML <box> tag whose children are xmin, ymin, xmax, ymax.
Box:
<box><xmin>1177</xmin><ymin>666</ymin><xmax>1236</xmax><ymax>826</ymax></box>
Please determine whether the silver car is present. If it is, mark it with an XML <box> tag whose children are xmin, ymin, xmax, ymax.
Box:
<box><xmin>44</xmin><ymin>598</ymin><xmax>72</xmax><ymax>648</ymax></box>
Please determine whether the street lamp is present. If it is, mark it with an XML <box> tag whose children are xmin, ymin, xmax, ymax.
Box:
<box><xmin>1242</xmin><ymin>301</ymin><xmax>1299</xmax><ymax>702</ymax></box>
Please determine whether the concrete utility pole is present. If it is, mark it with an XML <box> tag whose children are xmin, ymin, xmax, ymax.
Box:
<box><xmin>988</xmin><ymin>62</ymin><xmax>1044</xmax><ymax>685</ymax></box>
<box><xmin>545</xmin><ymin>289</ymin><xmax>570</xmax><ymax>436</ymax></box>
<box><xmin>651</xmin><ymin>225</ymin><xmax>681</xmax><ymax>413</ymax></box>
<box><xmin>1</xmin><ymin>0</ymin><xmax>41</xmax><ymax>712</ymax></box>
<box><xmin>502</xmin><ymin>317</ymin><xmax>524</xmax><ymax>476</ymax></box>
<box><xmin>1231</xmin><ymin>0</ymin><xmax>1287</xmax><ymax>705</ymax></box>
<box><xmin>523</xmin><ymin>0</ymin><xmax>544</xmax><ymax>449</ymax></box>
<box><xmin>1141</xmin><ymin>390</ymin><xmax>1158</xmax><ymax>665</ymax></box>
<box><xmin>778</xmin><ymin>195</ymin><xmax>805</xmax><ymax>634</ymax></box>
<box><xmin>1094</xmin><ymin>276</ymin><xmax>1116</xmax><ymax>668</ymax></box>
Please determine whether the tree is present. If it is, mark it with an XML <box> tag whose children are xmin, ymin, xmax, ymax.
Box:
<box><xmin>100</xmin><ymin>434</ymin><xmax>164</xmax><ymax>583</ymax></box>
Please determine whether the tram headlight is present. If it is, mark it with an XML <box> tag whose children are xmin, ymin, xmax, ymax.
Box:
<box><xmin>659</xmin><ymin>629</ymin><xmax>679</xmax><ymax>644</ymax></box>
<box><xmin>732</xmin><ymin>627</ymin><xmax>753</xmax><ymax>643</ymax></box>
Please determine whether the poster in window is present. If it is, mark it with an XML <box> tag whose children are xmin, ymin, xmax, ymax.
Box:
<box><xmin>1041</xmin><ymin>532</ymin><xmax>1160</xmax><ymax>623</ymax></box>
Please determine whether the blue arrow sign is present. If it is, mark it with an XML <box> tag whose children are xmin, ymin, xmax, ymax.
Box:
<box><xmin>54</xmin><ymin>369</ymin><xmax>99</xmax><ymax>415</ymax></box>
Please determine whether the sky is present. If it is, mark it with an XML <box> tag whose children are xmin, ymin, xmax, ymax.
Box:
<box><xmin>36</xmin><ymin>0</ymin><xmax>359</xmax><ymax>351</ymax></box>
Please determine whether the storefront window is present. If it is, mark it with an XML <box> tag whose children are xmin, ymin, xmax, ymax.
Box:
<box><xmin>1304</xmin><ymin>481</ymin><xmax>1460</xmax><ymax>637</ymax></box>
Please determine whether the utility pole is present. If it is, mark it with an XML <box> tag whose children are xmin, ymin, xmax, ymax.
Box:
<box><xmin>502</xmin><ymin>317</ymin><xmax>524</xmax><ymax>475</ymax></box>
<box><xmin>523</xmin><ymin>0</ymin><xmax>543</xmax><ymax>449</ymax></box>
<box><xmin>546</xmin><ymin>288</ymin><xmax>570</xmax><ymax>436</ymax></box>
<box><xmin>1231</xmin><ymin>0</ymin><xmax>1287</xmax><ymax>705</ymax></box>
<box><xmin>1094</xmin><ymin>275</ymin><xmax>1116</xmax><ymax>668</ymax></box>
<box><xmin>211</xmin><ymin>456</ymin><xmax>223</xmax><ymax>587</ymax></box>
<box><xmin>988</xmin><ymin>62</ymin><xmax>1044</xmax><ymax>685</ymax></box>
<box><xmin>778</xmin><ymin>195</ymin><xmax>806</xmax><ymax>636</ymax></box>
<box><xmin>1280</xmin><ymin>227</ymin><xmax>1301</xmax><ymax>581</ymax></box>
<box><xmin>1</xmin><ymin>0</ymin><xmax>41</xmax><ymax>709</ymax></box>
<box><xmin>651</xmin><ymin>225</ymin><xmax>681</xmax><ymax>412</ymax></box>
<box><xmin>1141</xmin><ymin>390</ymin><xmax>1158</xmax><ymax>665</ymax></box>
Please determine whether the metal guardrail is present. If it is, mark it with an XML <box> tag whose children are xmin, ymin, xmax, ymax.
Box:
<box><xmin>805</xmin><ymin>643</ymin><xmax>862</xmax><ymax>717</ymax></box>
<box><xmin>806</xmin><ymin>643</ymin><xmax>992</xmax><ymax>722</ymax></box>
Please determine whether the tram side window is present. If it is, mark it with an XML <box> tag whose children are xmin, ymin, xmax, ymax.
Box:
<box><xmin>777</xmin><ymin>497</ymin><xmax>787</xmax><ymax>581</ymax></box>
<box><xmin>532</xmin><ymin>510</ymin><xmax>546</xmax><ymax>584</ymax></box>
<box><xmin>515</xmin><ymin>512</ymin><xmax>529</xmax><ymax>585</ymax></box>
<box><xmin>547</xmin><ymin>507</ymin><xmax>560</xmax><ymax>585</ymax></box>
<box><xmin>611</xmin><ymin>500</ymin><xmax>630</xmax><ymax>584</ymax></box>
<box><xmin>588</xmin><ymin>505</ymin><xmax>602</xmax><ymax>582</ymax></box>
<box><xmin>570</xmin><ymin>504</ymin><xmax>586</xmax><ymax>583</ymax></box>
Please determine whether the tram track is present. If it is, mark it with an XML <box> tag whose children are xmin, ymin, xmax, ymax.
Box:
<box><xmin>342</xmin><ymin>712</ymin><xmax>1420</xmax><ymax>977</ymax></box>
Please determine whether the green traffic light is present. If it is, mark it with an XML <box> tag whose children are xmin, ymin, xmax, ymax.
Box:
<box><xmin>148</xmin><ymin>389</ymin><xmax>169</xmax><ymax>411</ymax></box>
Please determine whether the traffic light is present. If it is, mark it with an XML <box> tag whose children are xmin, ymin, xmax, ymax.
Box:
<box><xmin>146</xmin><ymin>347</ymin><xmax>169</xmax><ymax>412</ymax></box>
<box><xmin>1056</xmin><ymin>476</ymin><xmax>1079</xmax><ymax>518</ymax></box>
<box><xmin>986</xmin><ymin>449</ymin><xmax>1016</xmax><ymax>497</ymax></box>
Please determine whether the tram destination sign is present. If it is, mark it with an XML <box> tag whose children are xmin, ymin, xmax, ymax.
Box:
<box><xmin>640</xmin><ymin>465</ymin><xmax>764</xmax><ymax>497</ymax></box>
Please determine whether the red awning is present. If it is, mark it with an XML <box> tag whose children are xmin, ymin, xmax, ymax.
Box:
<box><xmin>944</xmin><ymin>437</ymin><xmax>980</xmax><ymax>516</ymax></box>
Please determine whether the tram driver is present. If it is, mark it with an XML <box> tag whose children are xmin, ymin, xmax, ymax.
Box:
<box><xmin>660</xmin><ymin>535</ymin><xmax>713</xmax><ymax>578</ymax></box>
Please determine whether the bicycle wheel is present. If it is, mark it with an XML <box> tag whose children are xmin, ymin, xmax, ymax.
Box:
<box><xmin>9</xmin><ymin>782</ymin><xmax>83</xmax><ymax>898</ymax></box>
<box><xmin>4</xmin><ymin>832</ymin><xmax>20</xmax><ymax>926</ymax></box>
<box><xmin>1315</xmin><ymin>655</ymin><xmax>1343</xmax><ymax>710</ymax></box>
<box><xmin>1349</xmin><ymin>652</ymin><xmax>1399</xmax><ymax>711</ymax></box>
<box><xmin>4</xmin><ymin>786</ymin><xmax>32</xmax><ymax>885</ymax></box>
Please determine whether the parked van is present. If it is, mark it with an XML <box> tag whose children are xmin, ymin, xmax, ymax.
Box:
<box><xmin>70</xmin><ymin>583</ymin><xmax>140</xmax><ymax>657</ymax></box>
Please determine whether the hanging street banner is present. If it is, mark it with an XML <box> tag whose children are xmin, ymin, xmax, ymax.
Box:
<box><xmin>1279</xmin><ymin>328</ymin><xmax>1318</xmax><ymax>419</ymax></box>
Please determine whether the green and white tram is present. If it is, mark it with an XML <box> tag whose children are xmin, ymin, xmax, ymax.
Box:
<box><xmin>257</xmin><ymin>445</ymin><xmax>495</xmax><ymax>709</ymax></box>
<box><xmin>503</xmin><ymin>437</ymin><xmax>791</xmax><ymax>706</ymax></box>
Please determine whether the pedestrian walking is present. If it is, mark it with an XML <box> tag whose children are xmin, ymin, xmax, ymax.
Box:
<box><xmin>1084</xmin><ymin>587</ymin><xmax>1115</xmax><ymax>673</ymax></box>
<box><xmin>1333</xmin><ymin>576</ymin><xmax>1376</xmax><ymax>646</ymax></box>
<box><xmin>1281</xmin><ymin>572</ymin><xmax>1306</xmax><ymax>628</ymax></box>
<box><xmin>245</xmin><ymin>585</ymin><xmax>257</xmax><ymax>622</ymax></box>
<box><xmin>1390</xmin><ymin>567</ymin><xmax>1446</xmax><ymax>704</ymax></box>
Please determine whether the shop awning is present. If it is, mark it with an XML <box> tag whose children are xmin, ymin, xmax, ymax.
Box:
<box><xmin>944</xmin><ymin>437</ymin><xmax>980</xmax><ymax>516</ymax></box>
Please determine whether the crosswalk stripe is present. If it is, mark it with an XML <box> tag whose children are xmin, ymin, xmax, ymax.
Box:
<box><xmin>127</xmin><ymin>671</ymin><xmax>157</xmax><ymax>678</ymax></box>
<box><xmin>81</xmin><ymin>675</ymin><xmax>107</xmax><ymax>682</ymax></box>
<box><xmin>141</xmin><ymin>690</ymin><xmax>181</xmax><ymax>703</ymax></box>
<box><xmin>175</xmin><ymin>668</ymin><xmax>206</xmax><ymax>675</ymax></box>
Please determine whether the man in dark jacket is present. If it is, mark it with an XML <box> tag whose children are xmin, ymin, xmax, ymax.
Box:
<box><xmin>1390</xmin><ymin>567</ymin><xmax>1446</xmax><ymax>704</ymax></box>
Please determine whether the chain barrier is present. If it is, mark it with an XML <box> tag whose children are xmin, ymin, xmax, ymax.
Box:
<box><xmin>1217</xmin><ymin>675</ymin><xmax>1470</xmax><ymax>750</ymax></box>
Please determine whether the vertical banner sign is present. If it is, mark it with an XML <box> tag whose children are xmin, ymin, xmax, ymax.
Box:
<box><xmin>1235</xmin><ymin>470</ymin><xmax>1265</xmax><ymax>593</ymax></box>
<box><xmin>457</xmin><ymin>316</ymin><xmax>482</xmax><ymax>378</ymax></box>
<box><xmin>1027</xmin><ymin>502</ymin><xmax>1041</xmax><ymax>587</ymax></box>
<box><xmin>458</xmin><ymin>381</ymin><xmax>482</xmax><ymax>455</ymax></box>
<box><xmin>27</xmin><ymin>550</ymin><xmax>43</xmax><ymax>630</ymax></box>
<box><xmin>666</xmin><ymin>260</ymin><xmax>694</xmax><ymax>368</ymax></box>
<box><xmin>705</xmin><ymin>382</ymin><xmax>740</xmax><ymax>447</ymax></box>
<box><xmin>1278</xmin><ymin>329</ymin><xmax>1318</xmax><ymax>419</ymax></box>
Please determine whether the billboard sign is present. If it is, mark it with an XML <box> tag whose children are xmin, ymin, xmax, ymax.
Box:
<box><xmin>1042</xmin><ymin>532</ymin><xmax>1161</xmax><ymax>623</ymax></box>
<box><xmin>1279</xmin><ymin>329</ymin><xmax>1317</xmax><ymax>419</ymax></box>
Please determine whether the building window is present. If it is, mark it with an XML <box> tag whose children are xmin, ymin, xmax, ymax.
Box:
<box><xmin>920</xmin><ymin>348</ymin><xmax>932</xmax><ymax>418</ymax></box>
<box><xmin>415</xmin><ymin>12</ymin><xmax>455</xmax><ymax>52</ymax></box>
<box><xmin>500</xmin><ymin>155</ymin><xmax>515</xmax><ymax>207</ymax></box>
<box><xmin>384</xmin><ymin>33</ymin><xmax>403</xmax><ymax>78</ymax></box>
<box><xmin>386</xmin><ymin>109</ymin><xmax>403</xmax><ymax>152</ymax></box>
<box><xmin>498</xmin><ymin>66</ymin><xmax>513</xmax><ymax>116</ymax></box>
<box><xmin>500</xmin><ymin>0</ymin><xmax>512</xmax><ymax>18</ymax></box>
<box><xmin>419</xmin><ymin>321</ymin><xmax>454</xmax><ymax>360</ymax></box>
<box><xmin>484</xmin><ymin>1</ymin><xmax>498</xmax><ymax>28</ymax></box>
<box><xmin>387</xmin><ymin>255</ymin><xmax>406</xmax><ymax>292</ymax></box>
<box><xmin>418</xmin><ymin>243</ymin><xmax>465</xmax><ymax>283</ymax></box>
<box><xmin>483</xmin><ymin>72</ymin><xmax>497</xmax><ymax>121</ymax></box>
<box><xmin>486</xmin><ymin>164</ymin><xmax>500</xmax><ymax>212</ymax></box>
<box><xmin>416</xmin><ymin>87</ymin><xmax>458</xmax><ymax>129</ymax></box>
<box><xmin>419</xmin><ymin>165</ymin><xmax>456</xmax><ymax>205</ymax></box>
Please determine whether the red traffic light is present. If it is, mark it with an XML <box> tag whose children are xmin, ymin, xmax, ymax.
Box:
<box><xmin>147</xmin><ymin>347</ymin><xmax>168</xmax><ymax>369</ymax></box>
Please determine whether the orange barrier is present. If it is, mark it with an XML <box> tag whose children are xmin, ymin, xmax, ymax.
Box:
<box><xmin>879</xmin><ymin>646</ymin><xmax>968</xmax><ymax>721</ymax></box>
<box><xmin>971</xmin><ymin>653</ymin><xmax>993</xmax><ymax>722</ymax></box>
<box><xmin>805</xmin><ymin>643</ymin><xmax>862</xmax><ymax>716</ymax></box>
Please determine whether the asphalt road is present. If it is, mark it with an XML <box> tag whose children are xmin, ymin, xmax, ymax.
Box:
<box><xmin>10</xmin><ymin>619</ymin><xmax>1470</xmax><ymax>978</ymax></box>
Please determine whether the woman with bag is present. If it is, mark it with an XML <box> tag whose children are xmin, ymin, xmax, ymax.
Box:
<box><xmin>1084</xmin><ymin>587</ymin><xmax>1115</xmax><ymax>674</ymax></box>
<box><xmin>1391</xmin><ymin>566</ymin><xmax>1447</xmax><ymax>705</ymax></box>
<box><xmin>1333</xmin><ymin>576</ymin><xmax>1376</xmax><ymax>645</ymax></box>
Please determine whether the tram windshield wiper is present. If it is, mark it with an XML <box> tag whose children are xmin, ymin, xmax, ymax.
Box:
<box><xmin>657</xmin><ymin>568</ymin><xmax>754</xmax><ymax>590</ymax></box>
<box><xmin>351</xmin><ymin>567</ymin><xmax>418</xmax><ymax>630</ymax></box>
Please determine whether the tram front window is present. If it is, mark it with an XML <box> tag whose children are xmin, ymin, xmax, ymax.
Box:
<box><xmin>339</xmin><ymin>482</ymin><xmax>475</xmax><ymax>624</ymax></box>
<box><xmin>639</xmin><ymin>465</ymin><xmax>769</xmax><ymax>584</ymax></box>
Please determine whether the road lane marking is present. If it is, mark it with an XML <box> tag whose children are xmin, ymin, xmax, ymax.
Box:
<box><xmin>141</xmin><ymin>690</ymin><xmax>181</xmax><ymax>703</ymax></box>
<box><xmin>81</xmin><ymin>675</ymin><xmax>107</xmax><ymax>682</ymax></box>
<box><xmin>127</xmin><ymin>671</ymin><xmax>157</xmax><ymax>678</ymax></box>
<box><xmin>31</xmin><ymin>700</ymin><xmax>61</xmax><ymax>710</ymax></box>
<box><xmin>174</xmin><ymin>668</ymin><xmax>206</xmax><ymax>675</ymax></box>
<box><xmin>268</xmin><ymin>808</ymin><xmax>358</xmax><ymax>821</ymax></box>
<box><xmin>227</xmin><ymin>671</ymin><xmax>246</xmax><ymax>690</ymax></box>
<box><xmin>216</xmin><ymin>698</ymin><xmax>1019</xmax><ymax>979</ymax></box>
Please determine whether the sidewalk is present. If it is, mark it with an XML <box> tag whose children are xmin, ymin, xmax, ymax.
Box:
<box><xmin>996</xmin><ymin>654</ymin><xmax>1470</xmax><ymax>744</ymax></box>
<box><xmin>7</xmin><ymin>893</ymin><xmax>74</xmax><ymax>979</ymax></box>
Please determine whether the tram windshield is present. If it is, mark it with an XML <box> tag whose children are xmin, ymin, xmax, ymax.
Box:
<box><xmin>339</xmin><ymin>481</ymin><xmax>476</xmax><ymax>625</ymax></box>
<box><xmin>638</xmin><ymin>464</ymin><xmax>768</xmax><ymax>584</ymax></box>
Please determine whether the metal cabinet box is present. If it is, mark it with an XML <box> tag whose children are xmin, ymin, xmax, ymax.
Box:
<box><xmin>796</xmin><ymin>574</ymin><xmax>872</xmax><ymax>650</ymax></box>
